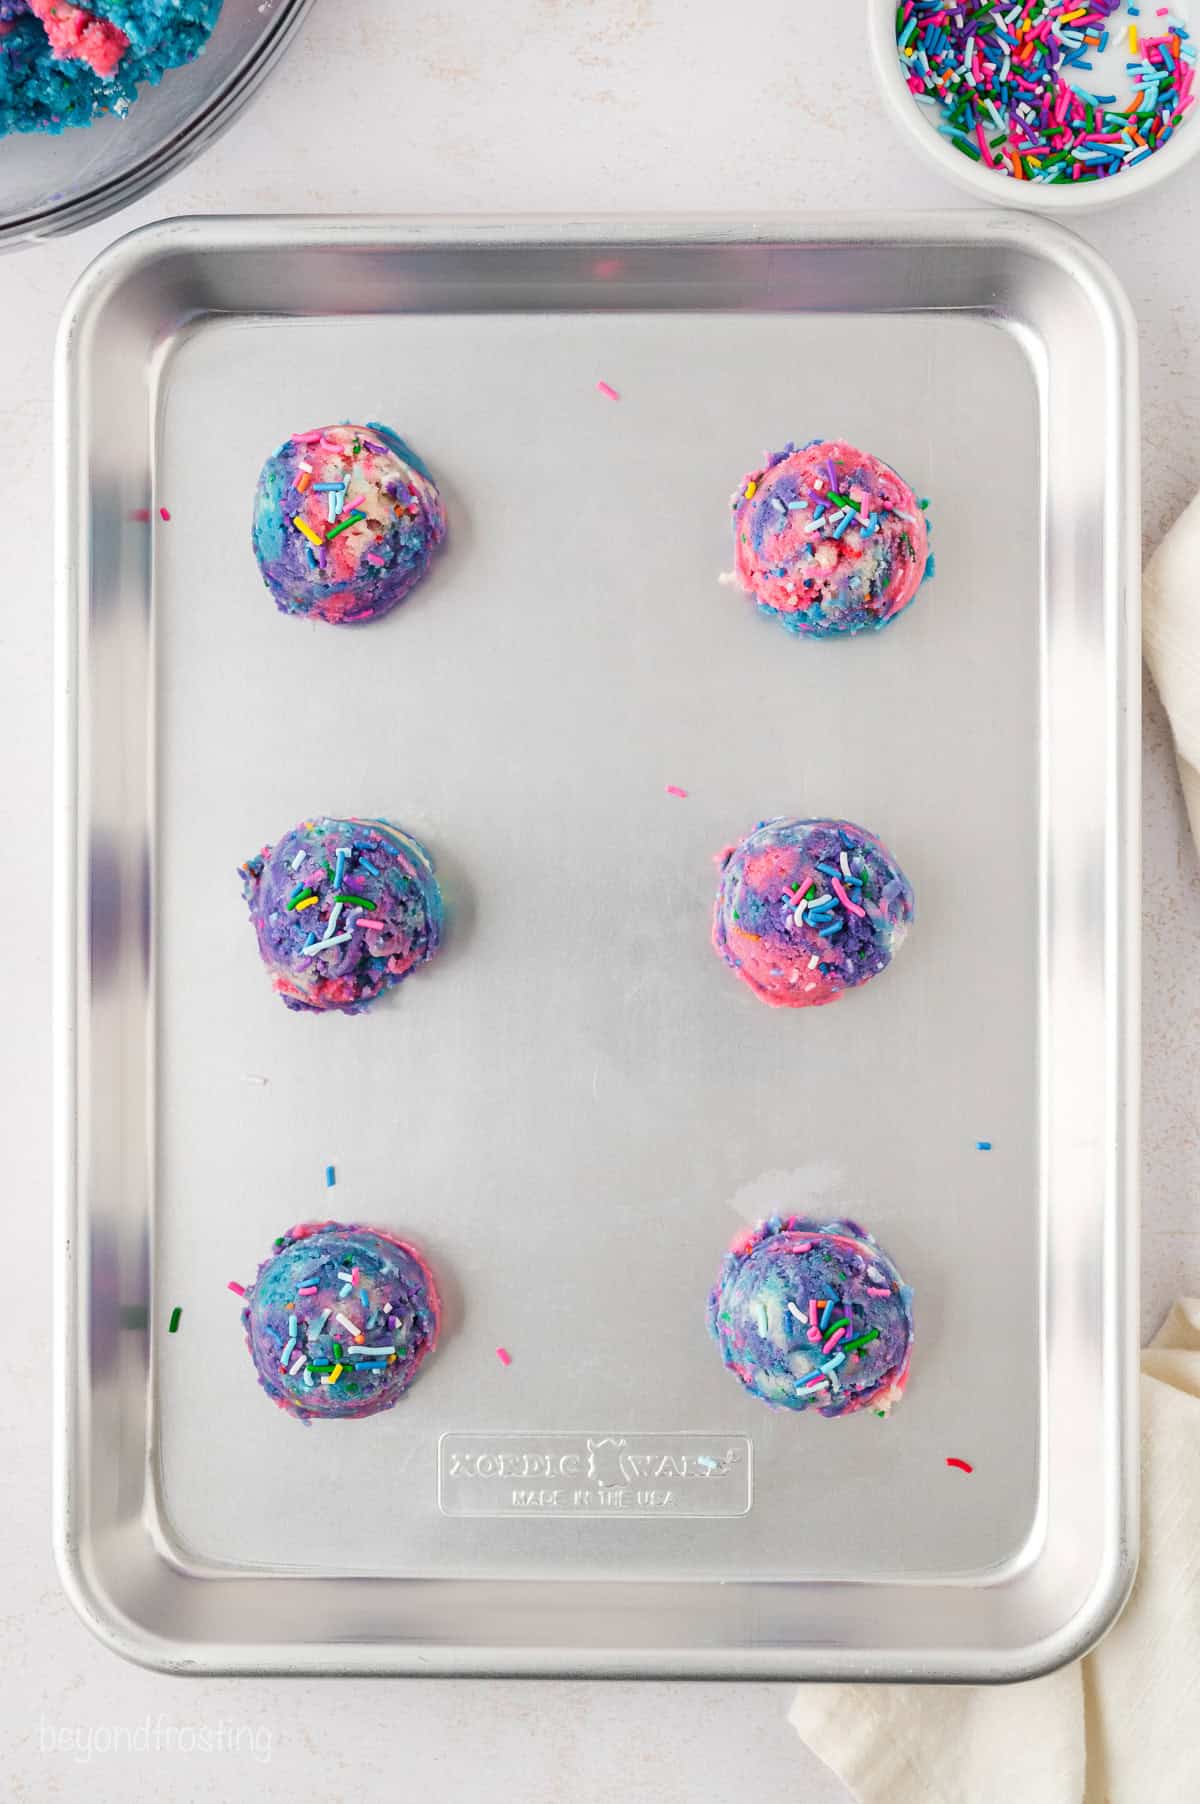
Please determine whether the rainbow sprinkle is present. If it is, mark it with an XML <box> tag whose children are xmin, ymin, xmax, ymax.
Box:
<box><xmin>898</xmin><ymin>1</ymin><xmax>1196</xmax><ymax>184</ymax></box>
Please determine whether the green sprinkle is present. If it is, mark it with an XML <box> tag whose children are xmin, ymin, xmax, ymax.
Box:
<box><xmin>824</xmin><ymin>1318</ymin><xmax>850</xmax><ymax>1337</ymax></box>
<box><xmin>332</xmin><ymin>1341</ymin><xmax>343</xmax><ymax>1358</ymax></box>
<box><xmin>286</xmin><ymin>888</ymin><xmax>316</xmax><ymax>910</ymax></box>
<box><xmin>168</xmin><ymin>1306</ymin><xmax>182</xmax><ymax>1334</ymax></box>
<box><xmin>325</xmin><ymin>511</ymin><xmax>366</xmax><ymax>542</ymax></box>
<box><xmin>333</xmin><ymin>892</ymin><xmax>377</xmax><ymax>909</ymax></box>
<box><xmin>842</xmin><ymin>1328</ymin><xmax>881</xmax><ymax>1355</ymax></box>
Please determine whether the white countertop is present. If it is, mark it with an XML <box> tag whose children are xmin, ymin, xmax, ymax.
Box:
<box><xmin>2</xmin><ymin>1</ymin><xmax>1199</xmax><ymax>1797</ymax></box>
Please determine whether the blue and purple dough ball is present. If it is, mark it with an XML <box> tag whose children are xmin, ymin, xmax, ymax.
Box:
<box><xmin>251</xmin><ymin>422</ymin><xmax>446</xmax><ymax>625</ymax></box>
<box><xmin>708</xmin><ymin>1216</ymin><xmax>913</xmax><ymax>1417</ymax></box>
<box><xmin>240</xmin><ymin>1221</ymin><xmax>440</xmax><ymax>1423</ymax></box>
<box><xmin>713</xmin><ymin>817</ymin><xmax>914</xmax><ymax>1008</ymax></box>
<box><xmin>240</xmin><ymin>815</ymin><xmax>444</xmax><ymax>1015</ymax></box>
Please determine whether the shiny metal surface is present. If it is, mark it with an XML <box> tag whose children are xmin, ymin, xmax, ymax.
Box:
<box><xmin>54</xmin><ymin>214</ymin><xmax>1139</xmax><ymax>1677</ymax></box>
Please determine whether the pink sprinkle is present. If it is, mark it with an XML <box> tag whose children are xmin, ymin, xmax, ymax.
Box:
<box><xmin>159</xmin><ymin>506</ymin><xmax>171</xmax><ymax>522</ymax></box>
<box><xmin>226</xmin><ymin>1281</ymin><xmax>246</xmax><ymax>1297</ymax></box>
<box><xmin>665</xmin><ymin>785</ymin><xmax>689</xmax><ymax>798</ymax></box>
<box><xmin>298</xmin><ymin>1285</ymin><xmax>318</xmax><ymax>1295</ymax></box>
<box><xmin>804</xmin><ymin>1373</ymin><xmax>830</xmax><ymax>1389</ymax></box>
<box><xmin>822</xmin><ymin>1326</ymin><xmax>847</xmax><ymax>1354</ymax></box>
<box><xmin>351</xmin><ymin>1268</ymin><xmax>360</xmax><ymax>1285</ymax></box>
<box><xmin>831</xmin><ymin>876</ymin><xmax>866</xmax><ymax>918</ymax></box>
<box><xmin>596</xmin><ymin>381</ymin><xmax>620</xmax><ymax>401</ymax></box>
<box><xmin>866</xmin><ymin>1286</ymin><xmax>892</xmax><ymax>1298</ymax></box>
<box><xmin>495</xmin><ymin>1347</ymin><xmax>512</xmax><ymax>1366</ymax></box>
<box><xmin>361</xmin><ymin>917</ymin><xmax>391</xmax><ymax>930</ymax></box>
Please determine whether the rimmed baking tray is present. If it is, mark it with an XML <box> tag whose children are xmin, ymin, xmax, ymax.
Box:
<box><xmin>54</xmin><ymin>213</ymin><xmax>1139</xmax><ymax>1678</ymax></box>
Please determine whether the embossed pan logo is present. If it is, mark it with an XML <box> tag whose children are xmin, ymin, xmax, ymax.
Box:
<box><xmin>438</xmin><ymin>1432</ymin><xmax>752</xmax><ymax>1517</ymax></box>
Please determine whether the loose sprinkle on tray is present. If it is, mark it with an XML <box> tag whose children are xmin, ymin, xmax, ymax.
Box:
<box><xmin>946</xmin><ymin>1457</ymin><xmax>975</xmax><ymax>1474</ymax></box>
<box><xmin>168</xmin><ymin>1306</ymin><xmax>182</xmax><ymax>1333</ymax></box>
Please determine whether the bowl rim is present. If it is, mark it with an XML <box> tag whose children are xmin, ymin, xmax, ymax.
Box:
<box><xmin>0</xmin><ymin>0</ymin><xmax>315</xmax><ymax>252</ymax></box>
<box><xmin>865</xmin><ymin>0</ymin><xmax>1200</xmax><ymax>213</ymax></box>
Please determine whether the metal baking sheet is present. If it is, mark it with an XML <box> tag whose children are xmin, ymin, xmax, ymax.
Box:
<box><xmin>54</xmin><ymin>214</ymin><xmax>1139</xmax><ymax>1679</ymax></box>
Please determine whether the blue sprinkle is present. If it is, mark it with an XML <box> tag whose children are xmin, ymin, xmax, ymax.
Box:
<box><xmin>360</xmin><ymin>1288</ymin><xmax>370</xmax><ymax>1308</ymax></box>
<box><xmin>924</xmin><ymin>553</ymin><xmax>937</xmax><ymax>582</ymax></box>
<box><xmin>976</xmin><ymin>1141</ymin><xmax>992</xmax><ymax>1152</ymax></box>
<box><xmin>838</xmin><ymin>829</ymin><xmax>855</xmax><ymax>849</ymax></box>
<box><xmin>325</xmin><ymin>1164</ymin><xmax>336</xmax><ymax>1187</ymax></box>
<box><xmin>357</xmin><ymin>855</ymin><xmax>380</xmax><ymax>876</ymax></box>
<box><xmin>819</xmin><ymin>1298</ymin><xmax>835</xmax><ymax>1332</ymax></box>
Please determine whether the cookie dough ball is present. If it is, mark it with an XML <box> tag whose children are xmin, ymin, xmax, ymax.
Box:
<box><xmin>240</xmin><ymin>1222</ymin><xmax>440</xmax><ymax>1423</ymax></box>
<box><xmin>240</xmin><ymin>816</ymin><xmax>444</xmax><ymax>1015</ymax></box>
<box><xmin>713</xmin><ymin>817</ymin><xmax>913</xmax><ymax>1008</ymax></box>
<box><xmin>730</xmin><ymin>439</ymin><xmax>931</xmax><ymax>636</ymax></box>
<box><xmin>708</xmin><ymin>1216</ymin><xmax>913</xmax><ymax>1417</ymax></box>
<box><xmin>251</xmin><ymin>423</ymin><xmax>446</xmax><ymax>625</ymax></box>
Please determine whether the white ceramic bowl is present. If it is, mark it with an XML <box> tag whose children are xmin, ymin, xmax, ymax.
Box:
<box><xmin>867</xmin><ymin>0</ymin><xmax>1200</xmax><ymax>211</ymax></box>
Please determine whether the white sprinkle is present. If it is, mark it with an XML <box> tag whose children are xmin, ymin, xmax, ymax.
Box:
<box><xmin>335</xmin><ymin>1312</ymin><xmax>361</xmax><ymax>1338</ymax></box>
<box><xmin>347</xmin><ymin>1344</ymin><xmax>395</xmax><ymax>1356</ymax></box>
<box><xmin>808</xmin><ymin>955</ymin><xmax>819</xmax><ymax>971</ymax></box>
<box><xmin>289</xmin><ymin>1353</ymin><xmax>307</xmax><ymax>1375</ymax></box>
<box><xmin>298</xmin><ymin>929</ymin><xmax>354</xmax><ymax>959</ymax></box>
<box><xmin>786</xmin><ymin>1301</ymin><xmax>805</xmax><ymax>1322</ymax></box>
<box><xmin>303</xmin><ymin>1369</ymin><xmax>314</xmax><ymax>1387</ymax></box>
<box><xmin>311</xmin><ymin>1308</ymin><xmax>331</xmax><ymax>1336</ymax></box>
<box><xmin>840</xmin><ymin>851</ymin><xmax>852</xmax><ymax>879</ymax></box>
<box><xmin>290</xmin><ymin>850</ymin><xmax>306</xmax><ymax>870</ymax></box>
<box><xmin>809</xmin><ymin>892</ymin><xmax>832</xmax><ymax>908</ymax></box>
<box><xmin>324</xmin><ymin>902</ymin><xmax>343</xmax><ymax>938</ymax></box>
<box><xmin>298</xmin><ymin>460</ymin><xmax>313</xmax><ymax>473</ymax></box>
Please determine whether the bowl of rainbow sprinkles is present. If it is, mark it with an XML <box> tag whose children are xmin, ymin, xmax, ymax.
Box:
<box><xmin>868</xmin><ymin>0</ymin><xmax>1199</xmax><ymax>208</ymax></box>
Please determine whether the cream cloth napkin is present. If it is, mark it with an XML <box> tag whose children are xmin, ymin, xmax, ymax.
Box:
<box><xmin>1146</xmin><ymin>492</ymin><xmax>1200</xmax><ymax>846</ymax></box>
<box><xmin>789</xmin><ymin>1307</ymin><xmax>1200</xmax><ymax>1803</ymax></box>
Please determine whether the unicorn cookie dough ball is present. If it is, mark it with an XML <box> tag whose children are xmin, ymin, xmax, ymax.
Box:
<box><xmin>729</xmin><ymin>439</ymin><xmax>931</xmax><ymax>636</ymax></box>
<box><xmin>251</xmin><ymin>422</ymin><xmax>446</xmax><ymax>625</ymax></box>
<box><xmin>240</xmin><ymin>815</ymin><xmax>444</xmax><ymax>1015</ymax></box>
<box><xmin>708</xmin><ymin>1216</ymin><xmax>913</xmax><ymax>1417</ymax></box>
<box><xmin>239</xmin><ymin>1222</ymin><xmax>440</xmax><ymax>1423</ymax></box>
<box><xmin>713</xmin><ymin>817</ymin><xmax>913</xmax><ymax>1008</ymax></box>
